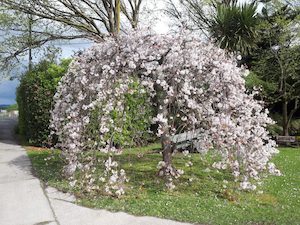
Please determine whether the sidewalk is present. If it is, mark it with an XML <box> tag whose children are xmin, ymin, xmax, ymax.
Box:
<box><xmin>0</xmin><ymin>118</ymin><xmax>57</xmax><ymax>225</ymax></box>
<box><xmin>0</xmin><ymin>118</ymin><xmax>193</xmax><ymax>225</ymax></box>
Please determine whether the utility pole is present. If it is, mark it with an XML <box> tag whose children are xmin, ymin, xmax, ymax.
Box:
<box><xmin>28</xmin><ymin>15</ymin><xmax>33</xmax><ymax>71</ymax></box>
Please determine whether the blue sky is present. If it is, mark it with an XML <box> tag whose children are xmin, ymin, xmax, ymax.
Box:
<box><xmin>0</xmin><ymin>80</ymin><xmax>19</xmax><ymax>105</ymax></box>
<box><xmin>0</xmin><ymin>41</ymin><xmax>91</xmax><ymax>105</ymax></box>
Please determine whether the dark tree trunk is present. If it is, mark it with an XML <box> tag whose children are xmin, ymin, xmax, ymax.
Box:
<box><xmin>156</xmin><ymin>94</ymin><xmax>177</xmax><ymax>177</ymax></box>
<box><xmin>161</xmin><ymin>132</ymin><xmax>173</xmax><ymax>167</ymax></box>
<box><xmin>152</xmin><ymin>49</ymin><xmax>176</xmax><ymax>177</ymax></box>
<box><xmin>282</xmin><ymin>98</ymin><xmax>289</xmax><ymax>136</ymax></box>
<box><xmin>28</xmin><ymin>15</ymin><xmax>33</xmax><ymax>71</ymax></box>
<box><xmin>158</xmin><ymin>129</ymin><xmax>177</xmax><ymax>177</ymax></box>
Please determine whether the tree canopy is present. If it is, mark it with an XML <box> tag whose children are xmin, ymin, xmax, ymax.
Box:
<box><xmin>0</xmin><ymin>0</ymin><xmax>144</xmax><ymax>74</ymax></box>
<box><xmin>246</xmin><ymin>1</ymin><xmax>300</xmax><ymax>135</ymax></box>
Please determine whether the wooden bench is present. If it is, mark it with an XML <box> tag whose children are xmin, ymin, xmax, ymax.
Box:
<box><xmin>170</xmin><ymin>129</ymin><xmax>201</xmax><ymax>151</ymax></box>
<box><xmin>171</xmin><ymin>133</ymin><xmax>300</xmax><ymax>149</ymax></box>
<box><xmin>276</xmin><ymin>136</ymin><xmax>299</xmax><ymax>147</ymax></box>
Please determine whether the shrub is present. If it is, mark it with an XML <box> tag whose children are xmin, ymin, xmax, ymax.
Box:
<box><xmin>290</xmin><ymin>119</ymin><xmax>300</xmax><ymax>136</ymax></box>
<box><xmin>267</xmin><ymin>114</ymin><xmax>300</xmax><ymax>136</ymax></box>
<box><xmin>17</xmin><ymin>59</ymin><xmax>71</xmax><ymax>146</ymax></box>
<box><xmin>268</xmin><ymin>123</ymin><xmax>283</xmax><ymax>137</ymax></box>
<box><xmin>84</xmin><ymin>78</ymin><xmax>155</xmax><ymax>149</ymax></box>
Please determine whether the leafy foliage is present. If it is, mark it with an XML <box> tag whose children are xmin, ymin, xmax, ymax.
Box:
<box><xmin>17</xmin><ymin>59</ymin><xmax>71</xmax><ymax>146</ymax></box>
<box><xmin>246</xmin><ymin>2</ymin><xmax>300</xmax><ymax>135</ymax></box>
<box><xmin>248</xmin><ymin>46</ymin><xmax>300</xmax><ymax>103</ymax></box>
<box><xmin>210</xmin><ymin>2</ymin><xmax>258</xmax><ymax>54</ymax></box>
<box><xmin>84</xmin><ymin>78</ymin><xmax>155</xmax><ymax>149</ymax></box>
<box><xmin>167</xmin><ymin>0</ymin><xmax>259</xmax><ymax>54</ymax></box>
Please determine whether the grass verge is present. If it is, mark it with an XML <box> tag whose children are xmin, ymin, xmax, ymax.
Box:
<box><xmin>26</xmin><ymin>145</ymin><xmax>300</xmax><ymax>225</ymax></box>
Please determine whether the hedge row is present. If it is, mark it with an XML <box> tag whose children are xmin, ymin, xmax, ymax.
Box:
<box><xmin>17</xmin><ymin>59</ymin><xmax>155</xmax><ymax>147</ymax></box>
<box><xmin>17</xmin><ymin>59</ymin><xmax>71</xmax><ymax>146</ymax></box>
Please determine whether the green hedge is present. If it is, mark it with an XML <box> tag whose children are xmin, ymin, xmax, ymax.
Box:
<box><xmin>84</xmin><ymin>78</ymin><xmax>155</xmax><ymax>149</ymax></box>
<box><xmin>17</xmin><ymin>59</ymin><xmax>71</xmax><ymax>146</ymax></box>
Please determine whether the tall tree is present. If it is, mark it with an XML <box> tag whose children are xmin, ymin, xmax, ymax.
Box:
<box><xmin>166</xmin><ymin>0</ymin><xmax>259</xmax><ymax>55</ymax></box>
<box><xmin>247</xmin><ymin>1</ymin><xmax>300</xmax><ymax>136</ymax></box>
<box><xmin>209</xmin><ymin>1</ymin><xmax>258</xmax><ymax>54</ymax></box>
<box><xmin>1</xmin><ymin>0</ymin><xmax>143</xmax><ymax>36</ymax></box>
<box><xmin>0</xmin><ymin>0</ymin><xmax>144</xmax><ymax>74</ymax></box>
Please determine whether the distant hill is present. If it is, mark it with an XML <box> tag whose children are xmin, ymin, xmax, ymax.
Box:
<box><xmin>0</xmin><ymin>104</ymin><xmax>18</xmax><ymax>111</ymax></box>
<box><xmin>0</xmin><ymin>104</ymin><xmax>10</xmax><ymax>109</ymax></box>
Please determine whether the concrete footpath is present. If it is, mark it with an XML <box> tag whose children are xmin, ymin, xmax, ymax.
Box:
<box><xmin>0</xmin><ymin>118</ymin><xmax>193</xmax><ymax>225</ymax></box>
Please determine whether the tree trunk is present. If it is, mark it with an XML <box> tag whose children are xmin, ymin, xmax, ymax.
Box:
<box><xmin>157</xmin><ymin>101</ymin><xmax>173</xmax><ymax>175</ymax></box>
<box><xmin>158</xmin><ymin>128</ymin><xmax>177</xmax><ymax>177</ymax></box>
<box><xmin>156</xmin><ymin>93</ymin><xmax>176</xmax><ymax>177</ymax></box>
<box><xmin>28</xmin><ymin>15</ymin><xmax>33</xmax><ymax>71</ymax></box>
<box><xmin>152</xmin><ymin>51</ymin><xmax>177</xmax><ymax>177</ymax></box>
<box><xmin>115</xmin><ymin>0</ymin><xmax>121</xmax><ymax>34</ymax></box>
<box><xmin>162</xmin><ymin>132</ymin><xmax>173</xmax><ymax>167</ymax></box>
<box><xmin>282</xmin><ymin>98</ymin><xmax>289</xmax><ymax>136</ymax></box>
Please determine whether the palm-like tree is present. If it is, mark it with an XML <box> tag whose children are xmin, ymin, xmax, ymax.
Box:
<box><xmin>209</xmin><ymin>1</ymin><xmax>258</xmax><ymax>54</ymax></box>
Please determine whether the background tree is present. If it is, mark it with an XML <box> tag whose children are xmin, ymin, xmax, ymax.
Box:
<box><xmin>165</xmin><ymin>0</ymin><xmax>212</xmax><ymax>34</ymax></box>
<box><xmin>209</xmin><ymin>1</ymin><xmax>258</xmax><ymax>54</ymax></box>
<box><xmin>0</xmin><ymin>8</ymin><xmax>75</xmax><ymax>75</ymax></box>
<box><xmin>0</xmin><ymin>0</ymin><xmax>144</xmax><ymax>75</ymax></box>
<box><xmin>166</xmin><ymin>0</ymin><xmax>258</xmax><ymax>55</ymax></box>
<box><xmin>246</xmin><ymin>1</ymin><xmax>300</xmax><ymax>136</ymax></box>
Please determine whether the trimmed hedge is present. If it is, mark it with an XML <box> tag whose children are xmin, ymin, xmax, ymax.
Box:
<box><xmin>17</xmin><ymin>59</ymin><xmax>71</xmax><ymax>146</ymax></box>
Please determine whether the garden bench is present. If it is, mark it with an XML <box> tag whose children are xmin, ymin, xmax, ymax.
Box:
<box><xmin>276</xmin><ymin>136</ymin><xmax>299</xmax><ymax>147</ymax></box>
<box><xmin>170</xmin><ymin>129</ymin><xmax>201</xmax><ymax>150</ymax></box>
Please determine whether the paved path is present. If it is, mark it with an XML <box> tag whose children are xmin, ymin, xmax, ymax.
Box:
<box><xmin>0</xmin><ymin>118</ymin><xmax>193</xmax><ymax>225</ymax></box>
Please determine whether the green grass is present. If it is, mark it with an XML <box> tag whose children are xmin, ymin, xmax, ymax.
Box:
<box><xmin>27</xmin><ymin>145</ymin><xmax>300</xmax><ymax>225</ymax></box>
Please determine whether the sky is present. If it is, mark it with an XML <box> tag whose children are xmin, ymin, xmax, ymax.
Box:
<box><xmin>0</xmin><ymin>42</ymin><xmax>91</xmax><ymax>105</ymax></box>
<box><xmin>0</xmin><ymin>80</ymin><xmax>18</xmax><ymax>105</ymax></box>
<box><xmin>0</xmin><ymin>0</ymin><xmax>263</xmax><ymax>105</ymax></box>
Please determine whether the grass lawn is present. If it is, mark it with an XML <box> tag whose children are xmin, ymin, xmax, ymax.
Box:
<box><xmin>27</xmin><ymin>145</ymin><xmax>300</xmax><ymax>225</ymax></box>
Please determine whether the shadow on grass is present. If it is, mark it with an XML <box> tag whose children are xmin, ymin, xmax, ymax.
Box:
<box><xmin>26</xmin><ymin>149</ymin><xmax>68</xmax><ymax>189</ymax></box>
